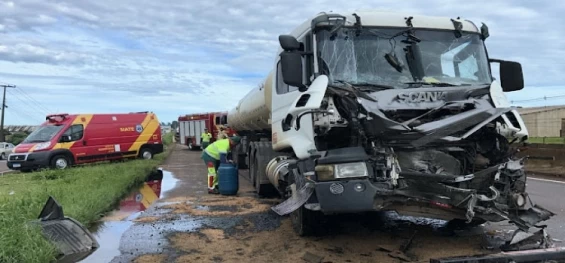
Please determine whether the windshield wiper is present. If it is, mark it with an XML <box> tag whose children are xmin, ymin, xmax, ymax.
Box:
<box><xmin>403</xmin><ymin>81</ymin><xmax>470</xmax><ymax>87</ymax></box>
<box><xmin>333</xmin><ymin>80</ymin><xmax>395</xmax><ymax>90</ymax></box>
<box><xmin>329</xmin><ymin>80</ymin><xmax>377</xmax><ymax>101</ymax></box>
<box><xmin>24</xmin><ymin>139</ymin><xmax>47</xmax><ymax>143</ymax></box>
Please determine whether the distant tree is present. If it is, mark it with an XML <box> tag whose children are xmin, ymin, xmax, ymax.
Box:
<box><xmin>171</xmin><ymin>121</ymin><xmax>179</xmax><ymax>129</ymax></box>
<box><xmin>7</xmin><ymin>132</ymin><xmax>27</xmax><ymax>145</ymax></box>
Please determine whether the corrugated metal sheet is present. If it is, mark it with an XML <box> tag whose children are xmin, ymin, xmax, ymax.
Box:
<box><xmin>4</xmin><ymin>125</ymin><xmax>39</xmax><ymax>133</ymax></box>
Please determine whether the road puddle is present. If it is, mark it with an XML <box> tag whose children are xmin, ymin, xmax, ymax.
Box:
<box><xmin>79</xmin><ymin>168</ymin><xmax>178</xmax><ymax>263</ymax></box>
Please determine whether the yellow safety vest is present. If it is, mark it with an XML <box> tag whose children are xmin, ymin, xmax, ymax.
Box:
<box><xmin>204</xmin><ymin>139</ymin><xmax>230</xmax><ymax>160</ymax></box>
<box><xmin>202</xmin><ymin>132</ymin><xmax>212</xmax><ymax>142</ymax></box>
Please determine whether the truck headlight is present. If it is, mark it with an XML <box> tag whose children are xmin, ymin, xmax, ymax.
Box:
<box><xmin>315</xmin><ymin>162</ymin><xmax>368</xmax><ymax>181</ymax></box>
<box><xmin>34</xmin><ymin>142</ymin><xmax>51</xmax><ymax>151</ymax></box>
<box><xmin>335</xmin><ymin>162</ymin><xmax>368</xmax><ymax>178</ymax></box>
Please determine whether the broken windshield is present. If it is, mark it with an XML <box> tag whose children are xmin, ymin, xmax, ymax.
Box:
<box><xmin>316</xmin><ymin>27</ymin><xmax>492</xmax><ymax>88</ymax></box>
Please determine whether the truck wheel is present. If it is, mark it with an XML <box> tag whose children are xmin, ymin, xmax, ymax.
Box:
<box><xmin>0</xmin><ymin>153</ymin><xmax>5</xmax><ymax>160</ymax></box>
<box><xmin>253</xmin><ymin>155</ymin><xmax>268</xmax><ymax>196</ymax></box>
<box><xmin>50</xmin><ymin>155</ymin><xmax>70</xmax><ymax>170</ymax></box>
<box><xmin>139</xmin><ymin>148</ymin><xmax>153</xmax><ymax>159</ymax></box>
<box><xmin>237</xmin><ymin>154</ymin><xmax>248</xmax><ymax>170</ymax></box>
<box><xmin>249</xmin><ymin>150</ymin><xmax>257</xmax><ymax>185</ymax></box>
<box><xmin>290</xmin><ymin>205</ymin><xmax>321</xmax><ymax>236</ymax></box>
<box><xmin>188</xmin><ymin>142</ymin><xmax>195</xmax><ymax>151</ymax></box>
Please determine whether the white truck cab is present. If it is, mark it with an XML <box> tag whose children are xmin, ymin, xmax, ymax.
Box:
<box><xmin>228</xmin><ymin>11</ymin><xmax>551</xmax><ymax>241</ymax></box>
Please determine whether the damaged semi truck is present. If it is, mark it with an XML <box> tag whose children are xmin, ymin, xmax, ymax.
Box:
<box><xmin>228</xmin><ymin>10</ymin><xmax>558</xmax><ymax>254</ymax></box>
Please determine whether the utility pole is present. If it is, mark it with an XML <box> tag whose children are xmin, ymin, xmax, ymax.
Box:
<box><xmin>0</xmin><ymin>84</ymin><xmax>16</xmax><ymax>142</ymax></box>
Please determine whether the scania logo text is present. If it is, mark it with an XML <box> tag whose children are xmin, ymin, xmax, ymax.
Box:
<box><xmin>397</xmin><ymin>91</ymin><xmax>447</xmax><ymax>103</ymax></box>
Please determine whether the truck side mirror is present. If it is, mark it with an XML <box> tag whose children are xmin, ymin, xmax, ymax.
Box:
<box><xmin>279</xmin><ymin>35</ymin><xmax>300</xmax><ymax>51</ymax></box>
<box><xmin>490</xmin><ymin>59</ymin><xmax>524</xmax><ymax>92</ymax></box>
<box><xmin>60</xmin><ymin>135</ymin><xmax>72</xmax><ymax>143</ymax></box>
<box><xmin>280</xmin><ymin>52</ymin><xmax>305</xmax><ymax>90</ymax></box>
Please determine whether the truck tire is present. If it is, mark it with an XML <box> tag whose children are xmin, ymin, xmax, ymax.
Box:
<box><xmin>237</xmin><ymin>153</ymin><xmax>248</xmax><ymax>170</ymax></box>
<box><xmin>50</xmin><ymin>155</ymin><xmax>71</xmax><ymax>170</ymax></box>
<box><xmin>139</xmin><ymin>148</ymin><xmax>153</xmax><ymax>159</ymax></box>
<box><xmin>188</xmin><ymin>141</ymin><xmax>195</xmax><ymax>151</ymax></box>
<box><xmin>249</xmin><ymin>147</ymin><xmax>257</xmax><ymax>185</ymax></box>
<box><xmin>1</xmin><ymin>153</ymin><xmax>5</xmax><ymax>160</ymax></box>
<box><xmin>290</xmin><ymin>205</ymin><xmax>322</xmax><ymax>236</ymax></box>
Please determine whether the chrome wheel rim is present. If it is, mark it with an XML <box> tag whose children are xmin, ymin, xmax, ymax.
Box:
<box><xmin>55</xmin><ymin>158</ymin><xmax>68</xmax><ymax>169</ymax></box>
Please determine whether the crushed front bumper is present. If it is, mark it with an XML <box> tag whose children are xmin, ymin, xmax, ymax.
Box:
<box><xmin>314</xmin><ymin>179</ymin><xmax>380</xmax><ymax>213</ymax></box>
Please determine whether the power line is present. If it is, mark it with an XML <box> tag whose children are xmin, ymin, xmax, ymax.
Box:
<box><xmin>7</xmin><ymin>89</ymin><xmax>49</xmax><ymax>117</ymax></box>
<box><xmin>0</xmin><ymin>81</ymin><xmax>53</xmax><ymax>114</ymax></box>
<box><xmin>511</xmin><ymin>94</ymin><xmax>565</xmax><ymax>104</ymax></box>
<box><xmin>9</xmin><ymin>108</ymin><xmax>41</xmax><ymax>124</ymax></box>
<box><xmin>12</xmin><ymin>86</ymin><xmax>52</xmax><ymax>113</ymax></box>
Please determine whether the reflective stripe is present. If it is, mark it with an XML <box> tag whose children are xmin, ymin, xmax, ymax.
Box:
<box><xmin>204</xmin><ymin>139</ymin><xmax>230</xmax><ymax>160</ymax></box>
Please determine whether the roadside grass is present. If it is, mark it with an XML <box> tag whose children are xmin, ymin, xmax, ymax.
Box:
<box><xmin>162</xmin><ymin>131</ymin><xmax>174</xmax><ymax>145</ymax></box>
<box><xmin>0</xmin><ymin>133</ymin><xmax>175</xmax><ymax>263</ymax></box>
<box><xmin>527</xmin><ymin>137</ymin><xmax>565</xmax><ymax>144</ymax></box>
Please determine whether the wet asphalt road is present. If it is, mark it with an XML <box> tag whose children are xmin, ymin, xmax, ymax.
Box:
<box><xmin>524</xmin><ymin>176</ymin><xmax>565</xmax><ymax>240</ymax></box>
<box><xmin>0</xmin><ymin>160</ymin><xmax>11</xmax><ymax>174</ymax></box>
<box><xmin>80</xmin><ymin>144</ymin><xmax>565</xmax><ymax>263</ymax></box>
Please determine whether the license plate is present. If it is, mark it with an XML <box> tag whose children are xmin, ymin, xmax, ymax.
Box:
<box><xmin>13</xmin><ymin>163</ymin><xmax>21</xmax><ymax>168</ymax></box>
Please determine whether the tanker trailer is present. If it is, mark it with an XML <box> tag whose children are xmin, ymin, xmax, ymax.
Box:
<box><xmin>227</xmin><ymin>10</ymin><xmax>556</xmax><ymax>250</ymax></box>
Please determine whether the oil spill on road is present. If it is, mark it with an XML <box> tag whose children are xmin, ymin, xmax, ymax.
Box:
<box><xmin>79</xmin><ymin>168</ymin><xmax>179</xmax><ymax>263</ymax></box>
<box><xmin>110</xmin><ymin>195</ymin><xmax>284</xmax><ymax>262</ymax></box>
<box><xmin>161</xmin><ymin>196</ymin><xmax>279</xmax><ymax>216</ymax></box>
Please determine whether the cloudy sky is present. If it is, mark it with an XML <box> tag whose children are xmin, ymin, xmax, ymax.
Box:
<box><xmin>0</xmin><ymin>0</ymin><xmax>563</xmax><ymax>125</ymax></box>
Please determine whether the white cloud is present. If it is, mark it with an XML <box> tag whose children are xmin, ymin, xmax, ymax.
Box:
<box><xmin>0</xmin><ymin>0</ymin><xmax>562</xmax><ymax>125</ymax></box>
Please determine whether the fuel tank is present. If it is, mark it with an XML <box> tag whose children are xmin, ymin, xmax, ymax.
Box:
<box><xmin>227</xmin><ymin>70</ymin><xmax>273</xmax><ymax>132</ymax></box>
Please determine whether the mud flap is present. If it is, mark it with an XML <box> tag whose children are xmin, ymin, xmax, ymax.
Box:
<box><xmin>34</xmin><ymin>196</ymin><xmax>99</xmax><ymax>263</ymax></box>
<box><xmin>271</xmin><ymin>182</ymin><xmax>315</xmax><ymax>216</ymax></box>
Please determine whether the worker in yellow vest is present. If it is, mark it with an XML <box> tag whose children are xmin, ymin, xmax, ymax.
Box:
<box><xmin>201</xmin><ymin>128</ymin><xmax>212</xmax><ymax>150</ymax></box>
<box><xmin>201</xmin><ymin>136</ymin><xmax>241</xmax><ymax>194</ymax></box>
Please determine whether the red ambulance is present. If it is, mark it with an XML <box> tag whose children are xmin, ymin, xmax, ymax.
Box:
<box><xmin>7</xmin><ymin>112</ymin><xmax>163</xmax><ymax>172</ymax></box>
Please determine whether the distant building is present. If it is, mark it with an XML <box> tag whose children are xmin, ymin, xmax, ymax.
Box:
<box><xmin>161</xmin><ymin>125</ymin><xmax>172</xmax><ymax>134</ymax></box>
<box><xmin>517</xmin><ymin>105</ymin><xmax>565</xmax><ymax>137</ymax></box>
<box><xmin>4</xmin><ymin>125</ymin><xmax>38</xmax><ymax>133</ymax></box>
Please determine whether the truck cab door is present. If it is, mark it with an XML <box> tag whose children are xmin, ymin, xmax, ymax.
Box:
<box><xmin>57</xmin><ymin>124</ymin><xmax>87</xmax><ymax>162</ymax></box>
<box><xmin>271</xmin><ymin>32</ymin><xmax>329</xmax><ymax>159</ymax></box>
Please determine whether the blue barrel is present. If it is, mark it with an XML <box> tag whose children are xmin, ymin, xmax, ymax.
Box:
<box><xmin>218</xmin><ymin>153</ymin><xmax>239</xmax><ymax>195</ymax></box>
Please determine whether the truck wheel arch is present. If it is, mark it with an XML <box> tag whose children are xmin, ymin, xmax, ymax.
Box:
<box><xmin>138</xmin><ymin>143</ymin><xmax>164</xmax><ymax>159</ymax></box>
<box><xmin>48</xmin><ymin>150</ymin><xmax>75</xmax><ymax>169</ymax></box>
<box><xmin>139</xmin><ymin>146</ymin><xmax>153</xmax><ymax>159</ymax></box>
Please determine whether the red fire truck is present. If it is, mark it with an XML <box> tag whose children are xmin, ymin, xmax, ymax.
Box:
<box><xmin>178</xmin><ymin>111</ymin><xmax>236</xmax><ymax>150</ymax></box>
